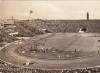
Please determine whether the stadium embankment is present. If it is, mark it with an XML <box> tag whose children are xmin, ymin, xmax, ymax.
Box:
<box><xmin>14</xmin><ymin>19</ymin><xmax>100</xmax><ymax>36</ymax></box>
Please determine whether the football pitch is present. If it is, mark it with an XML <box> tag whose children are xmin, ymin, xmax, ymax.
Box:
<box><xmin>0</xmin><ymin>33</ymin><xmax>100</xmax><ymax>70</ymax></box>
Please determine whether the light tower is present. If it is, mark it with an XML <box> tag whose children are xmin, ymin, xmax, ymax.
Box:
<box><xmin>87</xmin><ymin>12</ymin><xmax>89</xmax><ymax>20</ymax></box>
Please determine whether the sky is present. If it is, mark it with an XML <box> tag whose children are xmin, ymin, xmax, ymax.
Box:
<box><xmin>0</xmin><ymin>0</ymin><xmax>100</xmax><ymax>20</ymax></box>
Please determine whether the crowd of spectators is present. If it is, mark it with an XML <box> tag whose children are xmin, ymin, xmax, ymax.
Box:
<box><xmin>0</xmin><ymin>59</ymin><xmax>100</xmax><ymax>73</ymax></box>
<box><xmin>14</xmin><ymin>19</ymin><xmax>100</xmax><ymax>37</ymax></box>
<box><xmin>19</xmin><ymin>19</ymin><xmax>100</xmax><ymax>34</ymax></box>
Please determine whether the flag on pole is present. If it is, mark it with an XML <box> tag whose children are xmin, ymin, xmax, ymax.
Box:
<box><xmin>28</xmin><ymin>10</ymin><xmax>33</xmax><ymax>20</ymax></box>
<box><xmin>30</xmin><ymin>10</ymin><xmax>33</xmax><ymax>13</ymax></box>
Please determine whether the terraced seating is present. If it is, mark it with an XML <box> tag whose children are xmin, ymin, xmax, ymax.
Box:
<box><xmin>14</xmin><ymin>21</ymin><xmax>43</xmax><ymax>37</ymax></box>
<box><xmin>12</xmin><ymin>19</ymin><xmax>100</xmax><ymax>37</ymax></box>
<box><xmin>30</xmin><ymin>20</ymin><xmax>100</xmax><ymax>33</ymax></box>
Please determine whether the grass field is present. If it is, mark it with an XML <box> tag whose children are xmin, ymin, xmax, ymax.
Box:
<box><xmin>20</xmin><ymin>33</ymin><xmax>100</xmax><ymax>52</ymax></box>
<box><xmin>0</xmin><ymin>33</ymin><xmax>100</xmax><ymax>70</ymax></box>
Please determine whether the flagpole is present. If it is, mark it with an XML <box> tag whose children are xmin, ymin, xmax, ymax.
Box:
<box><xmin>28</xmin><ymin>10</ymin><xmax>33</xmax><ymax>20</ymax></box>
<box><xmin>29</xmin><ymin>13</ymin><xmax>31</xmax><ymax>20</ymax></box>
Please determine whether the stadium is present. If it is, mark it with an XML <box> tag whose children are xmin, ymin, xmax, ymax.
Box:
<box><xmin>0</xmin><ymin>10</ymin><xmax>100</xmax><ymax>73</ymax></box>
